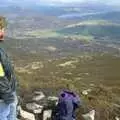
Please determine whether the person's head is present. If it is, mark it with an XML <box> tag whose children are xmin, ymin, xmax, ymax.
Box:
<box><xmin>0</xmin><ymin>16</ymin><xmax>6</xmax><ymax>42</ymax></box>
<box><xmin>0</xmin><ymin>28</ymin><xmax>4</xmax><ymax>42</ymax></box>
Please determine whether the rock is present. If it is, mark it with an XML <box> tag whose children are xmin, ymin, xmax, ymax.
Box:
<box><xmin>115</xmin><ymin>117</ymin><xmax>120</xmax><ymax>120</ymax></box>
<box><xmin>90</xmin><ymin>84</ymin><xmax>95</xmax><ymax>87</ymax></box>
<box><xmin>82</xmin><ymin>89</ymin><xmax>92</xmax><ymax>96</ymax></box>
<box><xmin>31</xmin><ymin>62</ymin><xmax>44</xmax><ymax>70</ymax></box>
<box><xmin>33</xmin><ymin>91</ymin><xmax>45</xmax><ymax>101</ymax></box>
<box><xmin>84</xmin><ymin>73</ymin><xmax>89</xmax><ymax>75</ymax></box>
<box><xmin>43</xmin><ymin>109</ymin><xmax>52</xmax><ymax>120</ymax></box>
<box><xmin>58</xmin><ymin>60</ymin><xmax>78</xmax><ymax>67</ymax></box>
<box><xmin>26</xmin><ymin>102</ymin><xmax>43</xmax><ymax>111</ymax></box>
<box><xmin>82</xmin><ymin>110</ymin><xmax>95</xmax><ymax>120</ymax></box>
<box><xmin>45</xmin><ymin>46</ymin><xmax>57</xmax><ymax>52</ymax></box>
<box><xmin>34</xmin><ymin>91</ymin><xmax>44</xmax><ymax>95</ymax></box>
<box><xmin>48</xmin><ymin>96</ymin><xmax>58</xmax><ymax>101</ymax></box>
<box><xmin>48</xmin><ymin>96</ymin><xmax>59</xmax><ymax>106</ymax></box>
<box><xmin>113</xmin><ymin>103</ymin><xmax>120</xmax><ymax>108</ymax></box>
<box><xmin>19</xmin><ymin>106</ymin><xmax>35</xmax><ymax>120</ymax></box>
<box><xmin>33</xmin><ymin>108</ymin><xmax>43</xmax><ymax>114</ymax></box>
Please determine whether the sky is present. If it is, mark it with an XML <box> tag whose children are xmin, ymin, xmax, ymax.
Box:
<box><xmin>38</xmin><ymin>0</ymin><xmax>120</xmax><ymax>6</ymax></box>
<box><xmin>4</xmin><ymin>0</ymin><xmax>120</xmax><ymax>6</ymax></box>
<box><xmin>34</xmin><ymin>0</ymin><xmax>120</xmax><ymax>4</ymax></box>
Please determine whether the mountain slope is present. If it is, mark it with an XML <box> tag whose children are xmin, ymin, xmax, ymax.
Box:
<box><xmin>57</xmin><ymin>20</ymin><xmax>120</xmax><ymax>38</ymax></box>
<box><xmin>59</xmin><ymin>11</ymin><xmax>120</xmax><ymax>22</ymax></box>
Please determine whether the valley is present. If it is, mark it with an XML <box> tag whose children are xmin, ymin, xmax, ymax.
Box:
<box><xmin>0</xmin><ymin>2</ymin><xmax>120</xmax><ymax>119</ymax></box>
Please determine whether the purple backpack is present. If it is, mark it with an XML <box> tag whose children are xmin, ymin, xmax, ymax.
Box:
<box><xmin>56</xmin><ymin>90</ymin><xmax>80</xmax><ymax>120</ymax></box>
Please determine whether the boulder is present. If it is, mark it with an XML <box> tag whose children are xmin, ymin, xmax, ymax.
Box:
<box><xmin>48</xmin><ymin>96</ymin><xmax>58</xmax><ymax>101</ymax></box>
<box><xmin>33</xmin><ymin>108</ymin><xmax>43</xmax><ymax>114</ymax></box>
<box><xmin>43</xmin><ymin>109</ymin><xmax>52</xmax><ymax>120</ymax></box>
<box><xmin>82</xmin><ymin>110</ymin><xmax>95</xmax><ymax>120</ymax></box>
<box><xmin>32</xmin><ymin>91</ymin><xmax>45</xmax><ymax>101</ymax></box>
<box><xmin>26</xmin><ymin>102</ymin><xmax>43</xmax><ymax>112</ymax></box>
<box><xmin>48</xmin><ymin>96</ymin><xmax>58</xmax><ymax>105</ymax></box>
<box><xmin>115</xmin><ymin>117</ymin><xmax>120</xmax><ymax>120</ymax></box>
<box><xmin>82</xmin><ymin>89</ymin><xmax>92</xmax><ymax>96</ymax></box>
<box><xmin>19</xmin><ymin>106</ymin><xmax>35</xmax><ymax>120</ymax></box>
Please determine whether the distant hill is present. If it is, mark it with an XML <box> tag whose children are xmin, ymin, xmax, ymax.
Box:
<box><xmin>59</xmin><ymin>11</ymin><xmax>120</xmax><ymax>23</ymax></box>
<box><xmin>57</xmin><ymin>20</ymin><xmax>120</xmax><ymax>38</ymax></box>
<box><xmin>0</xmin><ymin>0</ymin><xmax>118</xmax><ymax>16</ymax></box>
<box><xmin>92</xmin><ymin>11</ymin><xmax>120</xmax><ymax>22</ymax></box>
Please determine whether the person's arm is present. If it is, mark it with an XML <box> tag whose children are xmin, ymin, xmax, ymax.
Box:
<box><xmin>0</xmin><ymin>48</ymin><xmax>18</xmax><ymax>103</ymax></box>
<box><xmin>0</xmin><ymin>48</ymin><xmax>17</xmax><ymax>91</ymax></box>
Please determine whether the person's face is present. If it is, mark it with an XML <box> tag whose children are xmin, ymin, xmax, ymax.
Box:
<box><xmin>0</xmin><ymin>29</ymin><xmax>4</xmax><ymax>40</ymax></box>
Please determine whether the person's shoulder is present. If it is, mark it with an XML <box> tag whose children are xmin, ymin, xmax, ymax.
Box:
<box><xmin>0</xmin><ymin>48</ymin><xmax>7</xmax><ymax>57</ymax></box>
<box><xmin>0</xmin><ymin>48</ymin><xmax>5</xmax><ymax>52</ymax></box>
<box><xmin>0</xmin><ymin>48</ymin><xmax>4</xmax><ymax>54</ymax></box>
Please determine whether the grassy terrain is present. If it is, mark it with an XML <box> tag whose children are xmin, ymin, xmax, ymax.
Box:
<box><xmin>2</xmin><ymin>13</ymin><xmax>120</xmax><ymax>120</ymax></box>
<box><xmin>13</xmin><ymin>54</ymin><xmax>120</xmax><ymax>120</ymax></box>
<box><xmin>25</xmin><ymin>29</ymin><xmax>94</xmax><ymax>44</ymax></box>
<box><xmin>26</xmin><ymin>29</ymin><xmax>61</xmax><ymax>38</ymax></box>
<box><xmin>25</xmin><ymin>20</ymin><xmax>120</xmax><ymax>42</ymax></box>
<box><xmin>16</xmin><ymin>55</ymin><xmax>120</xmax><ymax>90</ymax></box>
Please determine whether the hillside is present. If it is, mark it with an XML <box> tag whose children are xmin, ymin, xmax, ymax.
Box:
<box><xmin>59</xmin><ymin>11</ymin><xmax>120</xmax><ymax>23</ymax></box>
<box><xmin>15</xmin><ymin>54</ymin><xmax>120</xmax><ymax>120</ymax></box>
<box><xmin>0</xmin><ymin>2</ymin><xmax>120</xmax><ymax>119</ymax></box>
<box><xmin>57</xmin><ymin>20</ymin><xmax>120</xmax><ymax>38</ymax></box>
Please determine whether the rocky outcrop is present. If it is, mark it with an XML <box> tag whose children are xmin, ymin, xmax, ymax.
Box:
<box><xmin>18</xmin><ymin>90</ymin><xmax>58</xmax><ymax>120</ymax></box>
<box><xmin>115</xmin><ymin>117</ymin><xmax>120</xmax><ymax>120</ymax></box>
<box><xmin>18</xmin><ymin>90</ymin><xmax>97</xmax><ymax>120</ymax></box>
<box><xmin>26</xmin><ymin>102</ymin><xmax>43</xmax><ymax>114</ymax></box>
<box><xmin>19</xmin><ymin>106</ymin><xmax>36</xmax><ymax>120</ymax></box>
<box><xmin>32</xmin><ymin>91</ymin><xmax>45</xmax><ymax>102</ymax></box>
<box><xmin>82</xmin><ymin>110</ymin><xmax>95</xmax><ymax>120</ymax></box>
<box><xmin>43</xmin><ymin>110</ymin><xmax>52</xmax><ymax>120</ymax></box>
